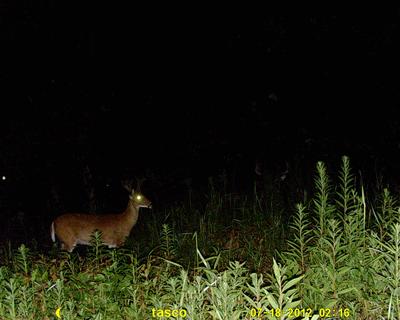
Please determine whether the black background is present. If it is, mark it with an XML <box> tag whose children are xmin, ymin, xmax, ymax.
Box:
<box><xmin>1</xmin><ymin>4</ymin><xmax>400</xmax><ymax>244</ymax></box>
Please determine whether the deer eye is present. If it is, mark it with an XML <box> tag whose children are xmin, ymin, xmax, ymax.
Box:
<box><xmin>136</xmin><ymin>195</ymin><xmax>142</xmax><ymax>200</ymax></box>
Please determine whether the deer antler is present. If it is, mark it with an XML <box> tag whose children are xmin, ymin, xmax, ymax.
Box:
<box><xmin>122</xmin><ymin>179</ymin><xmax>134</xmax><ymax>193</ymax></box>
<box><xmin>135</xmin><ymin>177</ymin><xmax>147</xmax><ymax>192</ymax></box>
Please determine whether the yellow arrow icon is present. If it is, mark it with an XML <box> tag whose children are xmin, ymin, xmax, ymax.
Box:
<box><xmin>55</xmin><ymin>307</ymin><xmax>61</xmax><ymax>319</ymax></box>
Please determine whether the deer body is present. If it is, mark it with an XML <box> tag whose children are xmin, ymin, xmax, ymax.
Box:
<box><xmin>51</xmin><ymin>189</ymin><xmax>151</xmax><ymax>252</ymax></box>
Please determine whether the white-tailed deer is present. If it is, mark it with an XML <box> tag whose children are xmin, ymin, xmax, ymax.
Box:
<box><xmin>50</xmin><ymin>185</ymin><xmax>152</xmax><ymax>252</ymax></box>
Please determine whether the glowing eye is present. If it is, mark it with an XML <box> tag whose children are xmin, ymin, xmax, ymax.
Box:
<box><xmin>1</xmin><ymin>176</ymin><xmax>6</xmax><ymax>181</ymax></box>
<box><xmin>136</xmin><ymin>195</ymin><xmax>142</xmax><ymax>200</ymax></box>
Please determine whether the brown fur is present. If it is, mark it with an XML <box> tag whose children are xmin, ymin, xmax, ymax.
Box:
<box><xmin>51</xmin><ymin>190</ymin><xmax>151</xmax><ymax>252</ymax></box>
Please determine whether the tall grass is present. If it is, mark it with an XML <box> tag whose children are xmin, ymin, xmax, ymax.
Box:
<box><xmin>0</xmin><ymin>156</ymin><xmax>399</xmax><ymax>319</ymax></box>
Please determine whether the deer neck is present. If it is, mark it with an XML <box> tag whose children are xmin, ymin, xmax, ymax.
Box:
<box><xmin>122</xmin><ymin>201</ymin><xmax>140</xmax><ymax>227</ymax></box>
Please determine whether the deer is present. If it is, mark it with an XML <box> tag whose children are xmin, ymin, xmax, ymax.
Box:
<box><xmin>50</xmin><ymin>182</ymin><xmax>152</xmax><ymax>252</ymax></box>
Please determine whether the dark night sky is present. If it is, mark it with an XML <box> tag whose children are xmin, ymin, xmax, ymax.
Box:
<box><xmin>1</xmin><ymin>4</ymin><xmax>400</xmax><ymax>217</ymax></box>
